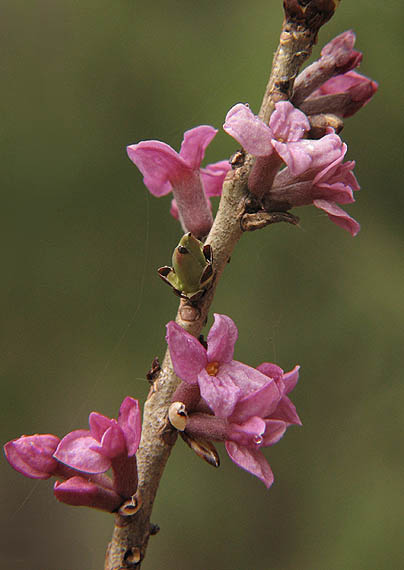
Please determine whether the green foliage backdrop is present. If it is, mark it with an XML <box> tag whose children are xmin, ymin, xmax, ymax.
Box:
<box><xmin>1</xmin><ymin>1</ymin><xmax>403</xmax><ymax>569</ymax></box>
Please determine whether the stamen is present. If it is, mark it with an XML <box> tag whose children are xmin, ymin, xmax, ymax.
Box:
<box><xmin>205</xmin><ymin>361</ymin><xmax>220</xmax><ymax>376</ymax></box>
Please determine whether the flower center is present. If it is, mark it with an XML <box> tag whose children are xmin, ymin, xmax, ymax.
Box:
<box><xmin>205</xmin><ymin>361</ymin><xmax>220</xmax><ymax>376</ymax></box>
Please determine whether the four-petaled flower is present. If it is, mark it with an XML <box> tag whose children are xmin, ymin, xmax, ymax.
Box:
<box><xmin>54</xmin><ymin>396</ymin><xmax>141</xmax><ymax>499</ymax></box>
<box><xmin>166</xmin><ymin>313</ymin><xmax>301</xmax><ymax>487</ymax></box>
<box><xmin>54</xmin><ymin>397</ymin><xmax>141</xmax><ymax>474</ymax></box>
<box><xmin>127</xmin><ymin>126</ymin><xmax>230</xmax><ymax>238</ymax></box>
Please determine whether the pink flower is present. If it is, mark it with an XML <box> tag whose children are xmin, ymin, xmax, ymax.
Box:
<box><xmin>4</xmin><ymin>434</ymin><xmax>61</xmax><ymax>479</ymax></box>
<box><xmin>127</xmin><ymin>126</ymin><xmax>230</xmax><ymax>238</ymax></box>
<box><xmin>167</xmin><ymin>313</ymin><xmax>276</xmax><ymax>419</ymax></box>
<box><xmin>292</xmin><ymin>30</ymin><xmax>363</xmax><ymax>106</ymax></box>
<box><xmin>256</xmin><ymin>362</ymin><xmax>301</xmax><ymax>426</ymax></box>
<box><xmin>224</xmin><ymin>101</ymin><xmax>319</xmax><ymax>198</ymax></box>
<box><xmin>224</xmin><ymin>101</ymin><xmax>311</xmax><ymax>175</ymax></box>
<box><xmin>293</xmin><ymin>31</ymin><xmax>378</xmax><ymax>119</ymax></box>
<box><xmin>269</xmin><ymin>139</ymin><xmax>361</xmax><ymax>236</ymax></box>
<box><xmin>4</xmin><ymin>397</ymin><xmax>142</xmax><ymax>510</ymax></box>
<box><xmin>302</xmin><ymin>70</ymin><xmax>378</xmax><ymax>118</ymax></box>
<box><xmin>54</xmin><ymin>397</ymin><xmax>141</xmax><ymax>474</ymax></box>
<box><xmin>54</xmin><ymin>397</ymin><xmax>141</xmax><ymax>499</ymax></box>
<box><xmin>166</xmin><ymin>314</ymin><xmax>301</xmax><ymax>487</ymax></box>
<box><xmin>223</xmin><ymin>362</ymin><xmax>300</xmax><ymax>488</ymax></box>
<box><xmin>224</xmin><ymin>99</ymin><xmax>360</xmax><ymax>235</ymax></box>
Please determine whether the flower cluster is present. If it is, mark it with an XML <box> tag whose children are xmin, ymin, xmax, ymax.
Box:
<box><xmin>4</xmin><ymin>397</ymin><xmax>141</xmax><ymax>513</ymax></box>
<box><xmin>128</xmin><ymin>31</ymin><xmax>376</xmax><ymax>237</ymax></box>
<box><xmin>166</xmin><ymin>313</ymin><xmax>301</xmax><ymax>488</ymax></box>
<box><xmin>5</xmin><ymin>30</ymin><xmax>377</xmax><ymax>508</ymax></box>
<box><xmin>293</xmin><ymin>31</ymin><xmax>378</xmax><ymax>119</ymax></box>
<box><xmin>222</xmin><ymin>31</ymin><xmax>377</xmax><ymax>236</ymax></box>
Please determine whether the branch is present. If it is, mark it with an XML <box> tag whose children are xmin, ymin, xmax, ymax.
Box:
<box><xmin>104</xmin><ymin>2</ymin><xmax>339</xmax><ymax>568</ymax></box>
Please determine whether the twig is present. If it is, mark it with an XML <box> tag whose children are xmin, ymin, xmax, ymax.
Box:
<box><xmin>104</xmin><ymin>2</ymin><xmax>339</xmax><ymax>568</ymax></box>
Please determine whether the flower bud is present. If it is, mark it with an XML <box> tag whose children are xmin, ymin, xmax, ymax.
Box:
<box><xmin>4</xmin><ymin>434</ymin><xmax>60</xmax><ymax>479</ymax></box>
<box><xmin>54</xmin><ymin>476</ymin><xmax>123</xmax><ymax>512</ymax></box>
<box><xmin>283</xmin><ymin>0</ymin><xmax>340</xmax><ymax>30</ymax></box>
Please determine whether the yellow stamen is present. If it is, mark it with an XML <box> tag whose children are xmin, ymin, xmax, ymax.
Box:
<box><xmin>205</xmin><ymin>361</ymin><xmax>220</xmax><ymax>376</ymax></box>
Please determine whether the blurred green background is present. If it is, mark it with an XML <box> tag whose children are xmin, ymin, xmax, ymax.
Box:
<box><xmin>1</xmin><ymin>1</ymin><xmax>403</xmax><ymax>569</ymax></box>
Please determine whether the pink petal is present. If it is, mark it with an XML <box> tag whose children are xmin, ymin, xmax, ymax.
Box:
<box><xmin>225</xmin><ymin>442</ymin><xmax>274</xmax><ymax>488</ymax></box>
<box><xmin>89</xmin><ymin>412</ymin><xmax>114</xmax><ymax>442</ymax></box>
<box><xmin>313</xmin><ymin>199</ymin><xmax>360</xmax><ymax>236</ymax></box>
<box><xmin>273</xmin><ymin>133</ymin><xmax>345</xmax><ymax>178</ymax></box>
<box><xmin>269</xmin><ymin>101</ymin><xmax>310</xmax><ymax>142</ymax></box>
<box><xmin>227</xmin><ymin>416</ymin><xmax>266</xmax><ymax>446</ymax></box>
<box><xmin>54</xmin><ymin>430</ymin><xmax>111</xmax><ymax>474</ymax></box>
<box><xmin>256</xmin><ymin>362</ymin><xmax>284</xmax><ymax>381</ymax></box>
<box><xmin>54</xmin><ymin>477</ymin><xmax>122</xmax><ymax>512</ymax></box>
<box><xmin>321</xmin><ymin>30</ymin><xmax>362</xmax><ymax>73</ymax></box>
<box><xmin>127</xmin><ymin>140</ymin><xmax>189</xmax><ymax>196</ymax></box>
<box><xmin>170</xmin><ymin>198</ymin><xmax>179</xmax><ymax>220</ymax></box>
<box><xmin>118</xmin><ymin>397</ymin><xmax>142</xmax><ymax>456</ymax></box>
<box><xmin>314</xmin><ymin>181</ymin><xmax>355</xmax><ymax>205</ymax></box>
<box><xmin>282</xmin><ymin>364</ymin><xmax>300</xmax><ymax>394</ymax></box>
<box><xmin>179</xmin><ymin>125</ymin><xmax>218</xmax><ymax>170</ymax></box>
<box><xmin>272</xmin><ymin>396</ymin><xmax>302</xmax><ymax>426</ymax></box>
<box><xmin>98</xmin><ymin>424</ymin><xmax>126</xmax><ymax>459</ymax></box>
<box><xmin>4</xmin><ymin>434</ymin><xmax>60</xmax><ymax>479</ymax></box>
<box><xmin>166</xmin><ymin>321</ymin><xmax>207</xmax><ymax>384</ymax></box>
<box><xmin>198</xmin><ymin>367</ymin><xmax>241</xmax><ymax>419</ymax></box>
<box><xmin>321</xmin><ymin>29</ymin><xmax>355</xmax><ymax>56</ymax></box>
<box><xmin>207</xmin><ymin>313</ymin><xmax>238</xmax><ymax>363</ymax></box>
<box><xmin>317</xmin><ymin>70</ymin><xmax>372</xmax><ymax>96</ymax></box>
<box><xmin>314</xmin><ymin>71</ymin><xmax>378</xmax><ymax>118</ymax></box>
<box><xmin>223</xmin><ymin>103</ymin><xmax>273</xmax><ymax>156</ymax></box>
<box><xmin>272</xmin><ymin>140</ymin><xmax>313</xmax><ymax>176</ymax></box>
<box><xmin>230</xmin><ymin>379</ymin><xmax>281</xmax><ymax>424</ymax></box>
<box><xmin>219</xmin><ymin>361</ymin><xmax>269</xmax><ymax>394</ymax></box>
<box><xmin>262</xmin><ymin>419</ymin><xmax>287</xmax><ymax>446</ymax></box>
<box><xmin>312</xmin><ymin>146</ymin><xmax>347</xmax><ymax>186</ymax></box>
<box><xmin>200</xmin><ymin>160</ymin><xmax>231</xmax><ymax>197</ymax></box>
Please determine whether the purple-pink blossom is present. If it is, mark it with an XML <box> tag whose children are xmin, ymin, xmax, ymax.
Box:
<box><xmin>167</xmin><ymin>313</ymin><xmax>273</xmax><ymax>419</ymax></box>
<box><xmin>54</xmin><ymin>397</ymin><xmax>141</xmax><ymax>474</ymax></box>
<box><xmin>224</xmin><ymin>101</ymin><xmax>311</xmax><ymax>176</ymax></box>
<box><xmin>224</xmin><ymin>100</ymin><xmax>361</xmax><ymax>235</ymax></box>
<box><xmin>166</xmin><ymin>314</ymin><xmax>301</xmax><ymax>487</ymax></box>
<box><xmin>4</xmin><ymin>397</ymin><xmax>142</xmax><ymax>511</ymax></box>
<box><xmin>292</xmin><ymin>30</ymin><xmax>363</xmax><ymax>106</ymax></box>
<box><xmin>54</xmin><ymin>396</ymin><xmax>141</xmax><ymax>499</ymax></box>
<box><xmin>293</xmin><ymin>30</ymin><xmax>378</xmax><ymax>119</ymax></box>
<box><xmin>4</xmin><ymin>433</ymin><xmax>61</xmax><ymax>479</ymax></box>
<box><xmin>127</xmin><ymin>126</ymin><xmax>230</xmax><ymax>238</ymax></box>
<box><xmin>269</xmin><ymin>138</ymin><xmax>361</xmax><ymax>236</ymax></box>
<box><xmin>302</xmin><ymin>70</ymin><xmax>378</xmax><ymax>118</ymax></box>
